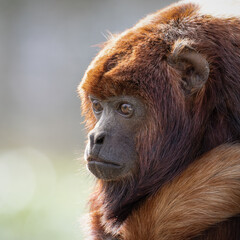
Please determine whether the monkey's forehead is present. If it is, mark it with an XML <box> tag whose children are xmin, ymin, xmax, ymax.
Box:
<box><xmin>79</xmin><ymin>38</ymin><xmax>161</xmax><ymax>100</ymax></box>
<box><xmin>78</xmin><ymin>28</ymin><xmax>168</xmax><ymax>100</ymax></box>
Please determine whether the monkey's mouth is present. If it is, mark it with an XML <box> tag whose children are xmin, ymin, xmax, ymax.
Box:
<box><xmin>87</xmin><ymin>156</ymin><xmax>121</xmax><ymax>168</ymax></box>
<box><xmin>87</xmin><ymin>156</ymin><xmax>123</xmax><ymax>180</ymax></box>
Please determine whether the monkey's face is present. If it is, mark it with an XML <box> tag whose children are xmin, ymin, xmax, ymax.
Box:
<box><xmin>84</xmin><ymin>95</ymin><xmax>146</xmax><ymax>181</ymax></box>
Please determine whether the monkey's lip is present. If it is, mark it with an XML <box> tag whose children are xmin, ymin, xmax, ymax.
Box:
<box><xmin>87</xmin><ymin>156</ymin><xmax>122</xmax><ymax>168</ymax></box>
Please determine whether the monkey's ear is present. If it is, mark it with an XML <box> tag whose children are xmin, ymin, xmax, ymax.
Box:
<box><xmin>167</xmin><ymin>39</ymin><xmax>209</xmax><ymax>94</ymax></box>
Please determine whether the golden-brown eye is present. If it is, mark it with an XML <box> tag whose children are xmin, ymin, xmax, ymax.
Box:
<box><xmin>119</xmin><ymin>103</ymin><xmax>133</xmax><ymax>116</ymax></box>
<box><xmin>92</xmin><ymin>100</ymin><xmax>103</xmax><ymax>114</ymax></box>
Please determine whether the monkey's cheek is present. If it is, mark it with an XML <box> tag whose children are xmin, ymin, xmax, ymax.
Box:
<box><xmin>87</xmin><ymin>161</ymin><xmax>125</xmax><ymax>181</ymax></box>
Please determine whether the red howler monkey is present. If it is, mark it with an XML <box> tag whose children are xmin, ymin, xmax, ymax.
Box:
<box><xmin>79</xmin><ymin>1</ymin><xmax>240</xmax><ymax>239</ymax></box>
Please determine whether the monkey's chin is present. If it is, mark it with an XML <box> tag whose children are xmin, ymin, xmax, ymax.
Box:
<box><xmin>87</xmin><ymin>160</ymin><xmax>125</xmax><ymax>181</ymax></box>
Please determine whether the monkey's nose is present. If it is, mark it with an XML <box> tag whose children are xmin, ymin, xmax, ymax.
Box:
<box><xmin>89</xmin><ymin>131</ymin><xmax>106</xmax><ymax>148</ymax></box>
<box><xmin>95</xmin><ymin>132</ymin><xmax>105</xmax><ymax>145</ymax></box>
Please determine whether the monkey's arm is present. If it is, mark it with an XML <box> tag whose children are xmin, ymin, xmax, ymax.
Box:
<box><xmin>119</xmin><ymin>144</ymin><xmax>240</xmax><ymax>240</ymax></box>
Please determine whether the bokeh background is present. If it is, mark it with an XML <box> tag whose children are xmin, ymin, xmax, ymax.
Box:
<box><xmin>0</xmin><ymin>0</ymin><xmax>174</xmax><ymax>239</ymax></box>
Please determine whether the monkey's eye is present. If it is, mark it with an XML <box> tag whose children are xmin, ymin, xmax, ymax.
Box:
<box><xmin>92</xmin><ymin>100</ymin><xmax>103</xmax><ymax>114</ymax></box>
<box><xmin>118</xmin><ymin>103</ymin><xmax>133</xmax><ymax>117</ymax></box>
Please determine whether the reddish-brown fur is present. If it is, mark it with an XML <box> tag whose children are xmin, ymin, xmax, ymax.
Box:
<box><xmin>79</xmin><ymin>1</ymin><xmax>240</xmax><ymax>239</ymax></box>
<box><xmin>120</xmin><ymin>145</ymin><xmax>240</xmax><ymax>240</ymax></box>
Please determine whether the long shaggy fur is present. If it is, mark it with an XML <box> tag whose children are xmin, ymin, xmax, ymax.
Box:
<box><xmin>79</xmin><ymin>0</ymin><xmax>240</xmax><ymax>239</ymax></box>
<box><xmin>120</xmin><ymin>145</ymin><xmax>240</xmax><ymax>240</ymax></box>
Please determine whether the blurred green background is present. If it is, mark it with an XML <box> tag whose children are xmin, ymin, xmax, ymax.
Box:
<box><xmin>0</xmin><ymin>0</ymin><xmax>173</xmax><ymax>239</ymax></box>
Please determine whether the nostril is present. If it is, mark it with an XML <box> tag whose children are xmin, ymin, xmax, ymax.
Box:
<box><xmin>95</xmin><ymin>133</ymin><xmax>105</xmax><ymax>145</ymax></box>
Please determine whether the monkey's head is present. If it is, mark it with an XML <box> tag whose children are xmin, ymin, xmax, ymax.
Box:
<box><xmin>79</xmin><ymin>25</ymin><xmax>210</xmax><ymax>183</ymax></box>
<box><xmin>79</xmin><ymin>2</ymin><xmax>213</xmax><ymax>197</ymax></box>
